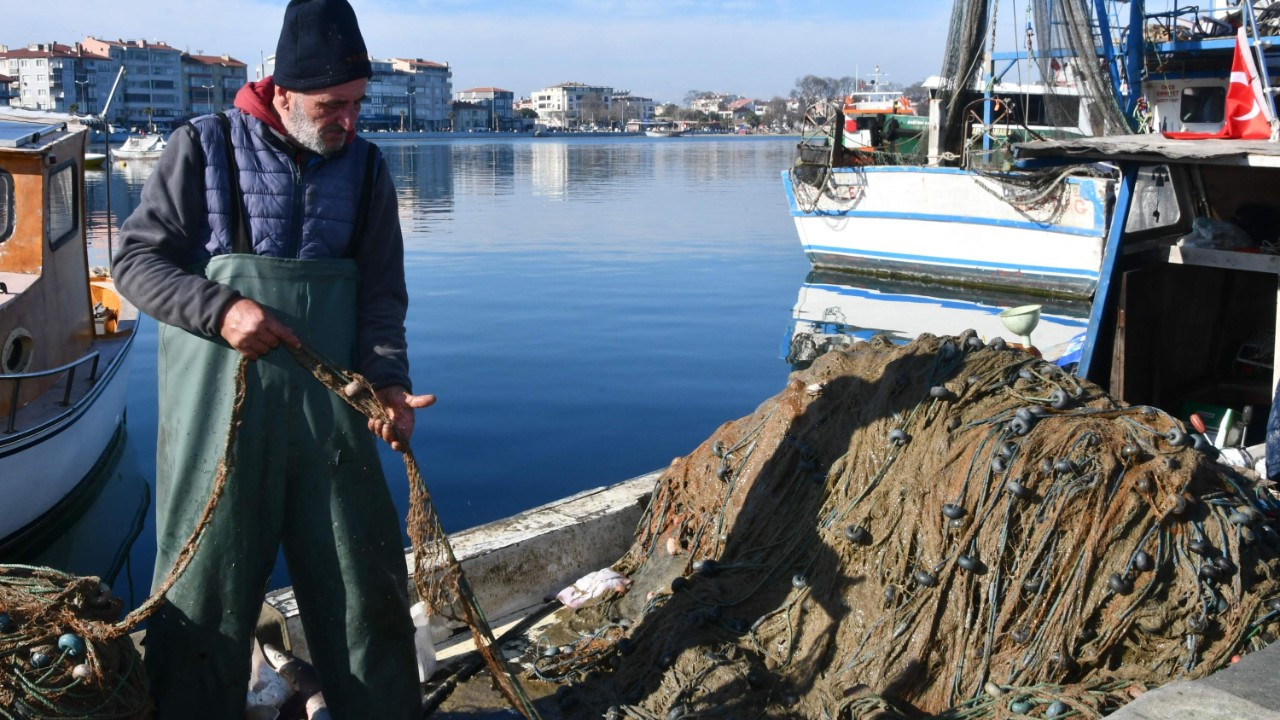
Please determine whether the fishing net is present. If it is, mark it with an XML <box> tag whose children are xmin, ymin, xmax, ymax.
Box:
<box><xmin>287</xmin><ymin>344</ymin><xmax>542</xmax><ymax>719</ymax></box>
<box><xmin>936</xmin><ymin>0</ymin><xmax>992</xmax><ymax>159</ymax></box>
<box><xmin>1028</xmin><ymin>0</ymin><xmax>1134</xmax><ymax>137</ymax></box>
<box><xmin>533</xmin><ymin>332</ymin><xmax>1280</xmax><ymax>719</ymax></box>
<box><xmin>0</xmin><ymin>567</ymin><xmax>145</xmax><ymax>719</ymax></box>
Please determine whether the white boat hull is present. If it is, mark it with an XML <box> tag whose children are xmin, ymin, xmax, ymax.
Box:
<box><xmin>0</xmin><ymin>332</ymin><xmax>134</xmax><ymax>542</ymax></box>
<box><xmin>782</xmin><ymin>166</ymin><xmax>1113</xmax><ymax>298</ymax></box>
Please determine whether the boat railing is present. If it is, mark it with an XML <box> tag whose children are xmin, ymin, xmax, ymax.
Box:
<box><xmin>2</xmin><ymin>351</ymin><xmax>101</xmax><ymax>434</ymax></box>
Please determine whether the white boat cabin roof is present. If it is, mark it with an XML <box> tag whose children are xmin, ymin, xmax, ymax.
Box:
<box><xmin>0</xmin><ymin>117</ymin><xmax>76</xmax><ymax>153</ymax></box>
<box><xmin>1016</xmin><ymin>134</ymin><xmax>1280</xmax><ymax>168</ymax></box>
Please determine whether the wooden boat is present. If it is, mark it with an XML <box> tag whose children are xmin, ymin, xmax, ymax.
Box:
<box><xmin>264</xmin><ymin>471</ymin><xmax>658</xmax><ymax>664</ymax></box>
<box><xmin>0</xmin><ymin>113</ymin><xmax>136</xmax><ymax>547</ymax></box>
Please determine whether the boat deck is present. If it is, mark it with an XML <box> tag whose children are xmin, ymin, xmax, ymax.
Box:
<box><xmin>3</xmin><ymin>317</ymin><xmax>136</xmax><ymax>434</ymax></box>
<box><xmin>0</xmin><ymin>272</ymin><xmax>38</xmax><ymax>309</ymax></box>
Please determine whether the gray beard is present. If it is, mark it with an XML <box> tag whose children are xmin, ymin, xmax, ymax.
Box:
<box><xmin>283</xmin><ymin>108</ymin><xmax>340</xmax><ymax>157</ymax></box>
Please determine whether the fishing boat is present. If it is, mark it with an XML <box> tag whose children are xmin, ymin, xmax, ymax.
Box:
<box><xmin>111</xmin><ymin>133</ymin><xmax>166</xmax><ymax>161</ymax></box>
<box><xmin>0</xmin><ymin>112</ymin><xmax>136</xmax><ymax>547</ymax></box>
<box><xmin>782</xmin><ymin>1</ymin><xmax>1266</xmax><ymax>300</ymax></box>
<box><xmin>644</xmin><ymin>123</ymin><xmax>684</xmax><ymax>138</ymax></box>
<box><xmin>84</xmin><ymin>152</ymin><xmax>107</xmax><ymax>169</ymax></box>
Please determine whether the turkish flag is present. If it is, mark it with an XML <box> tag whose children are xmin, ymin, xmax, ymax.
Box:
<box><xmin>1163</xmin><ymin>28</ymin><xmax>1275</xmax><ymax>140</ymax></box>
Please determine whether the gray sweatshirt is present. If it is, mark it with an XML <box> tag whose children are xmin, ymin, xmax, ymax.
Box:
<box><xmin>112</xmin><ymin>123</ymin><xmax>412</xmax><ymax>391</ymax></box>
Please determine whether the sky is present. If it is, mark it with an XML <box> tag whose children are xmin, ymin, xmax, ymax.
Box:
<box><xmin>3</xmin><ymin>0</ymin><xmax>952</xmax><ymax>104</ymax></box>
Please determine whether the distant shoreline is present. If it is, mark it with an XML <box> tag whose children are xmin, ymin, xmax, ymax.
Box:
<box><xmin>364</xmin><ymin>130</ymin><xmax>802</xmax><ymax>140</ymax></box>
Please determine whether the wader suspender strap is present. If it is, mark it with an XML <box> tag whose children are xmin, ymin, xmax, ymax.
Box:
<box><xmin>216</xmin><ymin>112</ymin><xmax>253</xmax><ymax>255</ymax></box>
<box><xmin>349</xmin><ymin>145</ymin><xmax>381</xmax><ymax>258</ymax></box>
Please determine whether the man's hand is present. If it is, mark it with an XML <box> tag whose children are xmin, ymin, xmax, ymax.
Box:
<box><xmin>217</xmin><ymin>297</ymin><xmax>300</xmax><ymax>360</ymax></box>
<box><xmin>369</xmin><ymin>385</ymin><xmax>436</xmax><ymax>452</ymax></box>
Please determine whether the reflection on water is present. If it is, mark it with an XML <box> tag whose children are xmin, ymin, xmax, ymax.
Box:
<box><xmin>57</xmin><ymin>136</ymin><xmax>1099</xmax><ymax>606</ymax></box>
<box><xmin>784</xmin><ymin>271</ymin><xmax>1091</xmax><ymax>369</ymax></box>
<box><xmin>26</xmin><ymin>431</ymin><xmax>152</xmax><ymax>609</ymax></box>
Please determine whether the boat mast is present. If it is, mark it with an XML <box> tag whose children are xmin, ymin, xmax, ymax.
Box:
<box><xmin>98</xmin><ymin>66</ymin><xmax>125</xmax><ymax>256</ymax></box>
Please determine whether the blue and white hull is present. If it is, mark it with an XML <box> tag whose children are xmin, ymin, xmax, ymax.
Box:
<box><xmin>782</xmin><ymin>166</ymin><xmax>1114</xmax><ymax>299</ymax></box>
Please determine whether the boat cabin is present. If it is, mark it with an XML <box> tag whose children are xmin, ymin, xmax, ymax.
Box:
<box><xmin>1017</xmin><ymin>135</ymin><xmax>1280</xmax><ymax>445</ymax></box>
<box><xmin>0</xmin><ymin>119</ymin><xmax>96</xmax><ymax>417</ymax></box>
<box><xmin>0</xmin><ymin>113</ymin><xmax>136</xmax><ymax>548</ymax></box>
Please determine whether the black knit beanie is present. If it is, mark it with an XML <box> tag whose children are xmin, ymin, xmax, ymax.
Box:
<box><xmin>273</xmin><ymin>0</ymin><xmax>373</xmax><ymax>91</ymax></box>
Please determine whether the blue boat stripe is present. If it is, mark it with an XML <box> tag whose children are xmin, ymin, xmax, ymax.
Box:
<box><xmin>791</xmin><ymin>208</ymin><xmax>1105</xmax><ymax>237</ymax></box>
<box><xmin>804</xmin><ymin>283</ymin><xmax>1090</xmax><ymax>327</ymax></box>
<box><xmin>804</xmin><ymin>245</ymin><xmax>1100</xmax><ymax>278</ymax></box>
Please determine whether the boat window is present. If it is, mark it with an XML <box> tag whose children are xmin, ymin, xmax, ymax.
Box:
<box><xmin>47</xmin><ymin>162</ymin><xmax>77</xmax><ymax>249</ymax></box>
<box><xmin>1180</xmin><ymin>86</ymin><xmax>1226</xmax><ymax>124</ymax></box>
<box><xmin>1125</xmin><ymin>165</ymin><xmax>1180</xmax><ymax>234</ymax></box>
<box><xmin>0</xmin><ymin>170</ymin><xmax>11</xmax><ymax>244</ymax></box>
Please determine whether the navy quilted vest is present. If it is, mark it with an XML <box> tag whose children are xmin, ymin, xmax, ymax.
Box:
<box><xmin>190</xmin><ymin>109</ymin><xmax>373</xmax><ymax>259</ymax></box>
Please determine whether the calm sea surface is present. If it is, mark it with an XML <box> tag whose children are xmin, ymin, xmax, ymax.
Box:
<box><xmin>46</xmin><ymin>135</ymin><xmax>1087</xmax><ymax>608</ymax></box>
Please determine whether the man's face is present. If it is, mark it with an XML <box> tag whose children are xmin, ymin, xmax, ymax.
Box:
<box><xmin>277</xmin><ymin>78</ymin><xmax>367</xmax><ymax>156</ymax></box>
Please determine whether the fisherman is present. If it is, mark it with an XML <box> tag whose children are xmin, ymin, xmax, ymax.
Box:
<box><xmin>111</xmin><ymin>0</ymin><xmax>429</xmax><ymax>716</ymax></box>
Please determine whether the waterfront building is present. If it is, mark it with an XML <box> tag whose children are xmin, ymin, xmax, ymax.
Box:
<box><xmin>80</xmin><ymin>37</ymin><xmax>183</xmax><ymax>131</ymax></box>
<box><xmin>727</xmin><ymin>98</ymin><xmax>760</xmax><ymax>122</ymax></box>
<box><xmin>0</xmin><ymin>74</ymin><xmax>14</xmax><ymax>106</ymax></box>
<box><xmin>0</xmin><ymin>42</ymin><xmax>115</xmax><ymax>115</ymax></box>
<box><xmin>451</xmin><ymin>101</ymin><xmax>488</xmax><ymax>132</ymax></box>
<box><xmin>180</xmin><ymin>53</ymin><xmax>247</xmax><ymax>118</ymax></box>
<box><xmin>690</xmin><ymin>92</ymin><xmax>740</xmax><ymax>116</ymax></box>
<box><xmin>256</xmin><ymin>54</ymin><xmax>452</xmax><ymax>131</ymax></box>
<box><xmin>390</xmin><ymin>58</ymin><xmax>452</xmax><ymax>131</ymax></box>
<box><xmin>453</xmin><ymin>87</ymin><xmax>514</xmax><ymax>130</ymax></box>
<box><xmin>531</xmin><ymin>82</ymin><xmax>614</xmax><ymax>129</ymax></box>
<box><xmin>364</xmin><ymin>57</ymin><xmax>414</xmax><ymax>131</ymax></box>
<box><xmin>612</xmin><ymin>95</ymin><xmax>656</xmax><ymax>126</ymax></box>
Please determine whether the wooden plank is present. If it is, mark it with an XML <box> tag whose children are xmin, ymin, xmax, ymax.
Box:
<box><xmin>1166</xmin><ymin>246</ymin><xmax>1280</xmax><ymax>275</ymax></box>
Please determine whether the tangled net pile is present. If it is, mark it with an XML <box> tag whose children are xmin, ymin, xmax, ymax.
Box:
<box><xmin>534</xmin><ymin>332</ymin><xmax>1280</xmax><ymax>719</ymax></box>
<box><xmin>0</xmin><ymin>567</ymin><xmax>144</xmax><ymax>719</ymax></box>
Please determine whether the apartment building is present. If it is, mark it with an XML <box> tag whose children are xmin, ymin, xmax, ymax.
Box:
<box><xmin>389</xmin><ymin>58</ymin><xmax>451</xmax><ymax>131</ymax></box>
<box><xmin>453</xmin><ymin>87</ymin><xmax>514</xmax><ymax>130</ymax></box>
<box><xmin>451</xmin><ymin>101</ymin><xmax>488</xmax><ymax>132</ymax></box>
<box><xmin>531</xmin><ymin>82</ymin><xmax>613</xmax><ymax>128</ymax></box>
<box><xmin>258</xmin><ymin>54</ymin><xmax>453</xmax><ymax>131</ymax></box>
<box><xmin>78</xmin><ymin>37</ymin><xmax>184</xmax><ymax>130</ymax></box>
<box><xmin>0</xmin><ymin>42</ymin><xmax>116</xmax><ymax>115</ymax></box>
<box><xmin>364</xmin><ymin>58</ymin><xmax>414</xmax><ymax>130</ymax></box>
<box><xmin>613</xmin><ymin>95</ymin><xmax>657</xmax><ymax>125</ymax></box>
<box><xmin>181</xmin><ymin>53</ymin><xmax>247</xmax><ymax>117</ymax></box>
<box><xmin>0</xmin><ymin>74</ymin><xmax>12</xmax><ymax>106</ymax></box>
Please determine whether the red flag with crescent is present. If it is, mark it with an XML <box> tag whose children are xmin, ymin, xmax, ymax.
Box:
<box><xmin>1163</xmin><ymin>27</ymin><xmax>1275</xmax><ymax>140</ymax></box>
